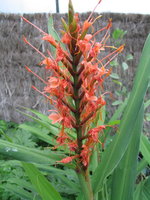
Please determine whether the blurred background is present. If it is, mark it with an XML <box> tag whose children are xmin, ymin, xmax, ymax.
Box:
<box><xmin>0</xmin><ymin>0</ymin><xmax>150</xmax><ymax>14</ymax></box>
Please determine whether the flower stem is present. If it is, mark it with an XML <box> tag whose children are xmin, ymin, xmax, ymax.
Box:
<box><xmin>77</xmin><ymin>169</ymin><xmax>94</xmax><ymax>200</ymax></box>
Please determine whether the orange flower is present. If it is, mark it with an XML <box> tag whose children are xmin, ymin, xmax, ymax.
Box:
<box><xmin>89</xmin><ymin>42</ymin><xmax>105</xmax><ymax>58</ymax></box>
<box><xmin>80</xmin><ymin>145</ymin><xmax>91</xmax><ymax>167</ymax></box>
<box><xmin>88</xmin><ymin>125</ymin><xmax>106</xmax><ymax>142</ymax></box>
<box><xmin>82</xmin><ymin>20</ymin><xmax>93</xmax><ymax>33</ymax></box>
<box><xmin>77</xmin><ymin>39</ymin><xmax>91</xmax><ymax>57</ymax></box>
<box><xmin>48</xmin><ymin>112</ymin><xmax>63</xmax><ymax>124</ymax></box>
<box><xmin>61</xmin><ymin>32</ymin><xmax>72</xmax><ymax>44</ymax></box>
<box><xmin>68</xmin><ymin>141</ymin><xmax>78</xmax><ymax>152</ymax></box>
<box><xmin>42</xmin><ymin>34</ymin><xmax>57</xmax><ymax>47</ymax></box>
<box><xmin>56</xmin><ymin>129</ymin><xmax>69</xmax><ymax>145</ymax></box>
<box><xmin>57</xmin><ymin>155</ymin><xmax>78</xmax><ymax>164</ymax></box>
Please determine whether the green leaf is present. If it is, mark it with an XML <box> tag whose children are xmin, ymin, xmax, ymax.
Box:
<box><xmin>17</xmin><ymin>107</ymin><xmax>76</xmax><ymax>139</ymax></box>
<box><xmin>48</xmin><ymin>15</ymin><xmax>61</xmax><ymax>42</ymax></box>
<box><xmin>17</xmin><ymin>108</ymin><xmax>60</xmax><ymax>136</ymax></box>
<box><xmin>0</xmin><ymin>159</ymin><xmax>77</xmax><ymax>192</ymax></box>
<box><xmin>112</xmin><ymin>79</ymin><xmax>123</xmax><ymax>86</ymax></box>
<box><xmin>122</xmin><ymin>62</ymin><xmax>129</xmax><ymax>70</ymax></box>
<box><xmin>61</xmin><ymin>17</ymin><xmax>69</xmax><ymax>31</ymax></box>
<box><xmin>92</xmin><ymin>34</ymin><xmax>150</xmax><ymax>194</ymax></box>
<box><xmin>126</xmin><ymin>54</ymin><xmax>133</xmax><ymax>61</ymax></box>
<box><xmin>112</xmin><ymin>28</ymin><xmax>127</xmax><ymax>40</ymax></box>
<box><xmin>134</xmin><ymin>177</ymin><xmax>150</xmax><ymax>200</ymax></box>
<box><xmin>110</xmin><ymin>59</ymin><xmax>119</xmax><ymax>67</ymax></box>
<box><xmin>105</xmin><ymin>97</ymin><xmax>128</xmax><ymax>138</ymax></box>
<box><xmin>140</xmin><ymin>134</ymin><xmax>150</xmax><ymax>165</ymax></box>
<box><xmin>109</xmin><ymin>97</ymin><xmax>128</xmax><ymax>123</ymax></box>
<box><xmin>0</xmin><ymin>128</ymin><xmax>13</xmax><ymax>142</ymax></box>
<box><xmin>0</xmin><ymin>139</ymin><xmax>62</xmax><ymax>164</ymax></box>
<box><xmin>108</xmin><ymin>120</ymin><xmax>120</xmax><ymax>126</ymax></box>
<box><xmin>19</xmin><ymin>124</ymin><xmax>57</xmax><ymax>145</ymax></box>
<box><xmin>145</xmin><ymin>113</ymin><xmax>150</xmax><ymax>121</ymax></box>
<box><xmin>0</xmin><ymin>120</ymin><xmax>7</xmax><ymax>132</ymax></box>
<box><xmin>0</xmin><ymin>184</ymin><xmax>35</xmax><ymax>200</ymax></box>
<box><xmin>111</xmin><ymin>104</ymin><xmax>144</xmax><ymax>200</ymax></box>
<box><xmin>110</xmin><ymin>73</ymin><xmax>120</xmax><ymax>79</ymax></box>
<box><xmin>22</xmin><ymin>162</ymin><xmax>62</xmax><ymax>200</ymax></box>
<box><xmin>47</xmin><ymin>15</ymin><xmax>64</xmax><ymax>55</ymax></box>
<box><xmin>144</xmin><ymin>99</ymin><xmax>150</xmax><ymax>109</ymax></box>
<box><xmin>137</xmin><ymin>158</ymin><xmax>148</xmax><ymax>175</ymax></box>
<box><xmin>112</xmin><ymin>100</ymin><xmax>123</xmax><ymax>106</ymax></box>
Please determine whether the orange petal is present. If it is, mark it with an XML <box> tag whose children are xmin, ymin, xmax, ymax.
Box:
<box><xmin>48</xmin><ymin>113</ymin><xmax>63</xmax><ymax>124</ymax></box>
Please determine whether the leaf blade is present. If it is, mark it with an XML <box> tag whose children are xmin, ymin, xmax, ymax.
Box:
<box><xmin>111</xmin><ymin>104</ymin><xmax>144</xmax><ymax>200</ymax></box>
<box><xmin>92</xmin><ymin>34</ymin><xmax>150</xmax><ymax>194</ymax></box>
<box><xmin>22</xmin><ymin>162</ymin><xmax>62</xmax><ymax>200</ymax></box>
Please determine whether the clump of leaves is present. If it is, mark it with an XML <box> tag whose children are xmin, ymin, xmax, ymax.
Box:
<box><xmin>0</xmin><ymin>159</ymin><xmax>41</xmax><ymax>200</ymax></box>
<box><xmin>0</xmin><ymin>120</ymin><xmax>37</xmax><ymax>147</ymax></box>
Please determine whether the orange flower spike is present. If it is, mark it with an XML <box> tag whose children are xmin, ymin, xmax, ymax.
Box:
<box><xmin>23</xmin><ymin>0</ymin><xmax>125</xmax><ymax>169</ymax></box>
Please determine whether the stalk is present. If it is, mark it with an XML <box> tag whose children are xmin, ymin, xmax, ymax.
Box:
<box><xmin>77</xmin><ymin>170</ymin><xmax>94</xmax><ymax>200</ymax></box>
<box><xmin>73</xmin><ymin>65</ymin><xmax>94</xmax><ymax>199</ymax></box>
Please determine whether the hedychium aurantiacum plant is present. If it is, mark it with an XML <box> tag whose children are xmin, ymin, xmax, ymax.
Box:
<box><xmin>22</xmin><ymin>0</ymin><xmax>124</xmax><ymax>199</ymax></box>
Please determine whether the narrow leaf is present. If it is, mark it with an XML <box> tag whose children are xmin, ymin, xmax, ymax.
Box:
<box><xmin>112</xmin><ymin>100</ymin><xmax>123</xmax><ymax>106</ymax></box>
<box><xmin>134</xmin><ymin>177</ymin><xmax>150</xmax><ymax>200</ymax></box>
<box><xmin>48</xmin><ymin>15</ymin><xmax>61</xmax><ymax>42</ymax></box>
<box><xmin>22</xmin><ymin>162</ymin><xmax>62</xmax><ymax>200</ymax></box>
<box><xmin>17</xmin><ymin>108</ymin><xmax>59</xmax><ymax>136</ymax></box>
<box><xmin>92</xmin><ymin>34</ymin><xmax>150</xmax><ymax>193</ymax></box>
<box><xmin>137</xmin><ymin>158</ymin><xmax>148</xmax><ymax>175</ymax></box>
<box><xmin>0</xmin><ymin>184</ymin><xmax>34</xmax><ymax>200</ymax></box>
<box><xmin>0</xmin><ymin>139</ymin><xmax>62</xmax><ymax>164</ymax></box>
<box><xmin>19</xmin><ymin>124</ymin><xmax>57</xmax><ymax>145</ymax></box>
<box><xmin>111</xmin><ymin>104</ymin><xmax>144</xmax><ymax>200</ymax></box>
<box><xmin>140</xmin><ymin>134</ymin><xmax>150</xmax><ymax>165</ymax></box>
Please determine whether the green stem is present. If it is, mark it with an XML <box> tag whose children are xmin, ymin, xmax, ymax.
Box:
<box><xmin>77</xmin><ymin>169</ymin><xmax>94</xmax><ymax>200</ymax></box>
